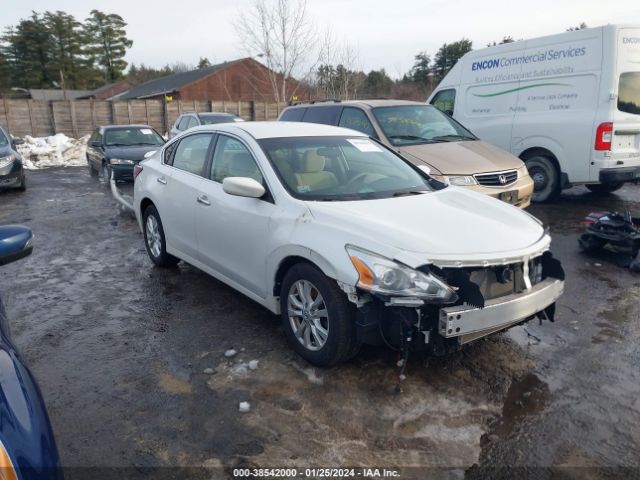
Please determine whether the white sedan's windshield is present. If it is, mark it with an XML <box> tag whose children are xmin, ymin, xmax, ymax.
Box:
<box><xmin>259</xmin><ymin>136</ymin><xmax>435</xmax><ymax>201</ymax></box>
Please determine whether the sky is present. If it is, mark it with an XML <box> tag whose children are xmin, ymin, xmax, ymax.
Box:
<box><xmin>2</xmin><ymin>0</ymin><xmax>639</xmax><ymax>78</ymax></box>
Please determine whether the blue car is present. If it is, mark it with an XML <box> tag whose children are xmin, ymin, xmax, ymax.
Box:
<box><xmin>0</xmin><ymin>225</ymin><xmax>62</xmax><ymax>479</ymax></box>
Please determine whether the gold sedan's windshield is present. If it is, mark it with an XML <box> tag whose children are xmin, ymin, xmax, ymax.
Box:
<box><xmin>259</xmin><ymin>136</ymin><xmax>436</xmax><ymax>201</ymax></box>
<box><xmin>373</xmin><ymin>105</ymin><xmax>476</xmax><ymax>146</ymax></box>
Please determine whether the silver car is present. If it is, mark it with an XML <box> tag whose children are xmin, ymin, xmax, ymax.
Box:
<box><xmin>169</xmin><ymin>112</ymin><xmax>244</xmax><ymax>138</ymax></box>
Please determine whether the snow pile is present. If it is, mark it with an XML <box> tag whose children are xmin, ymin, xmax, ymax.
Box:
<box><xmin>17</xmin><ymin>134</ymin><xmax>89</xmax><ymax>169</ymax></box>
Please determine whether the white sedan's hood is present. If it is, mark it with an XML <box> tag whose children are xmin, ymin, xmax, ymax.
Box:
<box><xmin>306</xmin><ymin>187</ymin><xmax>547</xmax><ymax>266</ymax></box>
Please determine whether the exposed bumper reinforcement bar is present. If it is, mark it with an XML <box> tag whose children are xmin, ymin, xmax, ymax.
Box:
<box><xmin>439</xmin><ymin>278</ymin><xmax>564</xmax><ymax>342</ymax></box>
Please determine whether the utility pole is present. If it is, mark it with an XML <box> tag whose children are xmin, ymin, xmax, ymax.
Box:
<box><xmin>60</xmin><ymin>69</ymin><xmax>67</xmax><ymax>100</ymax></box>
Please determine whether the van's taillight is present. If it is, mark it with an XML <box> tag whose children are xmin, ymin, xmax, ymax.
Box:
<box><xmin>595</xmin><ymin>122</ymin><xmax>613</xmax><ymax>151</ymax></box>
<box><xmin>133</xmin><ymin>165</ymin><xmax>143</xmax><ymax>180</ymax></box>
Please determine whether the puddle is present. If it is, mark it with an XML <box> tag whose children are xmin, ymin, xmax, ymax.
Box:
<box><xmin>484</xmin><ymin>373</ymin><xmax>549</xmax><ymax>441</ymax></box>
<box><xmin>592</xmin><ymin>286</ymin><xmax>640</xmax><ymax>345</ymax></box>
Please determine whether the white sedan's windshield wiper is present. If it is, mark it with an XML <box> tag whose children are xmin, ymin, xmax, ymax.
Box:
<box><xmin>392</xmin><ymin>189</ymin><xmax>428</xmax><ymax>197</ymax></box>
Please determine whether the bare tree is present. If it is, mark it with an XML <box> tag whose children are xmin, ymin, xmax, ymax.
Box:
<box><xmin>235</xmin><ymin>0</ymin><xmax>317</xmax><ymax>103</ymax></box>
<box><xmin>316</xmin><ymin>29</ymin><xmax>362</xmax><ymax>100</ymax></box>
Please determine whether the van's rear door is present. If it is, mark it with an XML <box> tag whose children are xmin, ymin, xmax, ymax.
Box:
<box><xmin>613</xmin><ymin>27</ymin><xmax>640</xmax><ymax>173</ymax></box>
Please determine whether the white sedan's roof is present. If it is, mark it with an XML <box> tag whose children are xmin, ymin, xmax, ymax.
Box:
<box><xmin>199</xmin><ymin>121</ymin><xmax>367</xmax><ymax>139</ymax></box>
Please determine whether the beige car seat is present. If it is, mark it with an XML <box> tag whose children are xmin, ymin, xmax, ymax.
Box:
<box><xmin>294</xmin><ymin>150</ymin><xmax>338</xmax><ymax>192</ymax></box>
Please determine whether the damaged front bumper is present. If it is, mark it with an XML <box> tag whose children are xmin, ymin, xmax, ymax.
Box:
<box><xmin>438</xmin><ymin>277</ymin><xmax>564</xmax><ymax>344</ymax></box>
<box><xmin>349</xmin><ymin>250</ymin><xmax>565</xmax><ymax>354</ymax></box>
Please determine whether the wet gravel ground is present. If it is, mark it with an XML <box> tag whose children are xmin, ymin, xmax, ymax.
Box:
<box><xmin>0</xmin><ymin>168</ymin><xmax>639</xmax><ymax>479</ymax></box>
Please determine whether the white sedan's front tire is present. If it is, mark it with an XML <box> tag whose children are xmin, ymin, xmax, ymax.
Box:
<box><xmin>280</xmin><ymin>263</ymin><xmax>359</xmax><ymax>367</ymax></box>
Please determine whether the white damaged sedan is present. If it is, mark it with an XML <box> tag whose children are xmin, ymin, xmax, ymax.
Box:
<box><xmin>134</xmin><ymin>122</ymin><xmax>564</xmax><ymax>367</ymax></box>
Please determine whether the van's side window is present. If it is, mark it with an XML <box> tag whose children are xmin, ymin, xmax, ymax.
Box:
<box><xmin>280</xmin><ymin>108</ymin><xmax>307</xmax><ymax>122</ymax></box>
<box><xmin>302</xmin><ymin>106</ymin><xmax>341</xmax><ymax>125</ymax></box>
<box><xmin>431</xmin><ymin>89</ymin><xmax>456</xmax><ymax>116</ymax></box>
<box><xmin>338</xmin><ymin>107</ymin><xmax>377</xmax><ymax>138</ymax></box>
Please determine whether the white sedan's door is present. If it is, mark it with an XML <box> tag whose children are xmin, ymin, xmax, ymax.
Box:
<box><xmin>160</xmin><ymin>133</ymin><xmax>214</xmax><ymax>261</ymax></box>
<box><xmin>195</xmin><ymin>134</ymin><xmax>275</xmax><ymax>298</ymax></box>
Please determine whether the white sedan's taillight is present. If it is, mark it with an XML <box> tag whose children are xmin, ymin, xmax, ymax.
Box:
<box><xmin>133</xmin><ymin>165</ymin><xmax>143</xmax><ymax>180</ymax></box>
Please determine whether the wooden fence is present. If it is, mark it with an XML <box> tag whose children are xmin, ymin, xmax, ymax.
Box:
<box><xmin>0</xmin><ymin>99</ymin><xmax>287</xmax><ymax>138</ymax></box>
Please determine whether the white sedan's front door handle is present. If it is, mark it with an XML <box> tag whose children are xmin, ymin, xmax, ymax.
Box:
<box><xmin>157</xmin><ymin>176</ymin><xmax>167</xmax><ymax>185</ymax></box>
<box><xmin>197</xmin><ymin>195</ymin><xmax>211</xmax><ymax>206</ymax></box>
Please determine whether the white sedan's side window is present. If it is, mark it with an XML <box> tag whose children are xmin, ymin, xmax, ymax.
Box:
<box><xmin>210</xmin><ymin>135</ymin><xmax>263</xmax><ymax>184</ymax></box>
<box><xmin>171</xmin><ymin>133</ymin><xmax>213</xmax><ymax>176</ymax></box>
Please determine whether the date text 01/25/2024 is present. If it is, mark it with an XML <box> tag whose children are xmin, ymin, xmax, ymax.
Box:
<box><xmin>232</xmin><ymin>468</ymin><xmax>401</xmax><ymax>478</ymax></box>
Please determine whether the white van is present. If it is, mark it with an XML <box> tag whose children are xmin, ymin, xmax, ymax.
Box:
<box><xmin>428</xmin><ymin>25</ymin><xmax>640</xmax><ymax>202</ymax></box>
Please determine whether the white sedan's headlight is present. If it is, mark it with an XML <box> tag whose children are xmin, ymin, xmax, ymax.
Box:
<box><xmin>0</xmin><ymin>155</ymin><xmax>16</xmax><ymax>169</ymax></box>
<box><xmin>109</xmin><ymin>158</ymin><xmax>135</xmax><ymax>165</ymax></box>
<box><xmin>346</xmin><ymin>245</ymin><xmax>458</xmax><ymax>302</ymax></box>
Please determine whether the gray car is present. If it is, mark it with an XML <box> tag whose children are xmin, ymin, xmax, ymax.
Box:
<box><xmin>169</xmin><ymin>112</ymin><xmax>244</xmax><ymax>138</ymax></box>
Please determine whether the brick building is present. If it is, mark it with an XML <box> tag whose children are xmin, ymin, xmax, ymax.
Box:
<box><xmin>116</xmin><ymin>58</ymin><xmax>307</xmax><ymax>102</ymax></box>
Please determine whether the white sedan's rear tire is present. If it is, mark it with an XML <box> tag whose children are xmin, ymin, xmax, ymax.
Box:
<box><xmin>143</xmin><ymin>205</ymin><xmax>180</xmax><ymax>268</ymax></box>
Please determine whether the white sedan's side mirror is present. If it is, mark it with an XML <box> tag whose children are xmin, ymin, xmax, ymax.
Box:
<box><xmin>144</xmin><ymin>150</ymin><xmax>157</xmax><ymax>159</ymax></box>
<box><xmin>222</xmin><ymin>177</ymin><xmax>266</xmax><ymax>198</ymax></box>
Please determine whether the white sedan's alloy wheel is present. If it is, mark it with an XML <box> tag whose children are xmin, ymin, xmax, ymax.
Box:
<box><xmin>146</xmin><ymin>215</ymin><xmax>162</xmax><ymax>258</ymax></box>
<box><xmin>287</xmin><ymin>280</ymin><xmax>329</xmax><ymax>351</ymax></box>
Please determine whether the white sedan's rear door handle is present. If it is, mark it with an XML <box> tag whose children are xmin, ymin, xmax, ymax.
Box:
<box><xmin>197</xmin><ymin>195</ymin><xmax>211</xmax><ymax>206</ymax></box>
<box><xmin>157</xmin><ymin>176</ymin><xmax>167</xmax><ymax>185</ymax></box>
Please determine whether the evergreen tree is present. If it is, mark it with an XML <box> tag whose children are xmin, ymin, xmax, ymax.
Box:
<box><xmin>364</xmin><ymin>69</ymin><xmax>393</xmax><ymax>97</ymax></box>
<box><xmin>0</xmin><ymin>50</ymin><xmax>12</xmax><ymax>92</ymax></box>
<box><xmin>44</xmin><ymin>11</ymin><xmax>96</xmax><ymax>90</ymax></box>
<box><xmin>197</xmin><ymin>57</ymin><xmax>212</xmax><ymax>69</ymax></box>
<box><xmin>1</xmin><ymin>14</ymin><xmax>53</xmax><ymax>89</ymax></box>
<box><xmin>432</xmin><ymin>39</ymin><xmax>472</xmax><ymax>80</ymax></box>
<box><xmin>84</xmin><ymin>10</ymin><xmax>133</xmax><ymax>82</ymax></box>
<box><xmin>409</xmin><ymin>52</ymin><xmax>431</xmax><ymax>86</ymax></box>
<box><xmin>126</xmin><ymin>63</ymin><xmax>176</xmax><ymax>85</ymax></box>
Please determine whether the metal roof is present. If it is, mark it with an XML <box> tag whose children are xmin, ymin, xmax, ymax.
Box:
<box><xmin>115</xmin><ymin>60</ymin><xmax>242</xmax><ymax>100</ymax></box>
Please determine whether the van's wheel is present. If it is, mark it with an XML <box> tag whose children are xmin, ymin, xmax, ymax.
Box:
<box><xmin>280</xmin><ymin>263</ymin><xmax>358</xmax><ymax>367</ymax></box>
<box><xmin>586</xmin><ymin>182</ymin><xmax>624</xmax><ymax>194</ymax></box>
<box><xmin>17</xmin><ymin>175</ymin><xmax>26</xmax><ymax>192</ymax></box>
<box><xmin>143</xmin><ymin>205</ymin><xmax>180</xmax><ymax>268</ymax></box>
<box><xmin>88</xmin><ymin>162</ymin><xmax>98</xmax><ymax>177</ymax></box>
<box><xmin>525</xmin><ymin>156</ymin><xmax>560</xmax><ymax>203</ymax></box>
